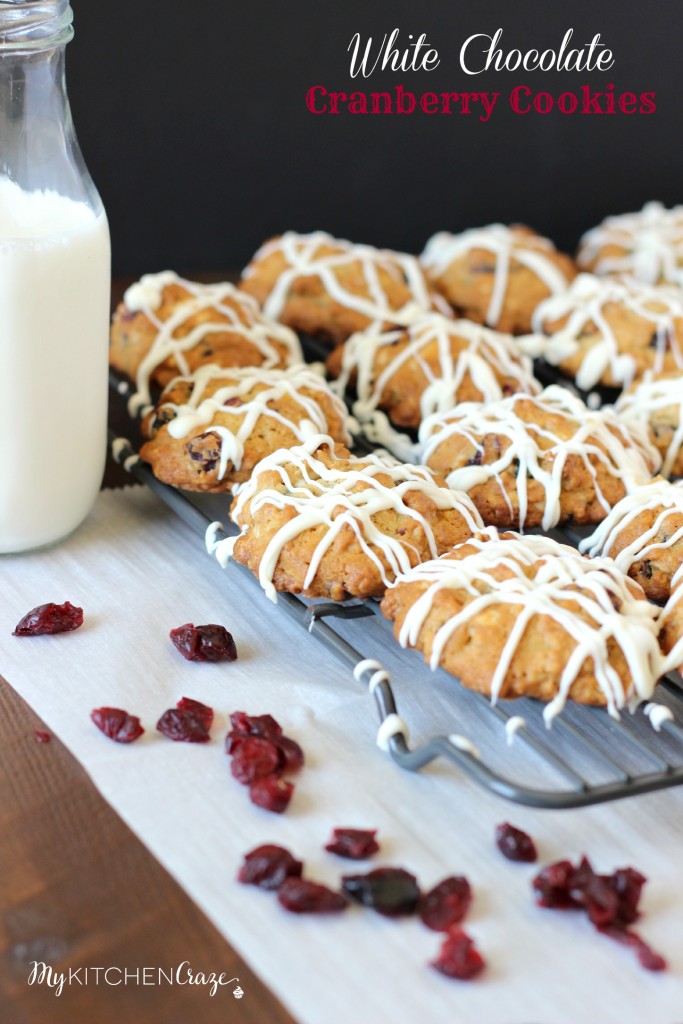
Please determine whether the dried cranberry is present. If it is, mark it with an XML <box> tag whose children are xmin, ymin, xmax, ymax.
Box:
<box><xmin>230</xmin><ymin>711</ymin><xmax>282</xmax><ymax>738</ymax></box>
<box><xmin>532</xmin><ymin>856</ymin><xmax>664</xmax><ymax>972</ymax></box>
<box><xmin>495</xmin><ymin>822</ymin><xmax>537</xmax><ymax>863</ymax></box>
<box><xmin>277</xmin><ymin>877</ymin><xmax>348</xmax><ymax>914</ymax></box>
<box><xmin>170</xmin><ymin>623</ymin><xmax>237</xmax><ymax>662</ymax></box>
<box><xmin>249</xmin><ymin>775</ymin><xmax>294</xmax><ymax>814</ymax></box>
<box><xmin>599</xmin><ymin>924</ymin><xmax>667</xmax><ymax>972</ymax></box>
<box><xmin>325</xmin><ymin>828</ymin><xmax>379</xmax><ymax>860</ymax></box>
<box><xmin>231</xmin><ymin>737</ymin><xmax>282</xmax><ymax>784</ymax></box>
<box><xmin>237</xmin><ymin>845</ymin><xmax>303</xmax><ymax>890</ymax></box>
<box><xmin>34</xmin><ymin>730</ymin><xmax>51</xmax><ymax>744</ymax></box>
<box><xmin>420</xmin><ymin>876</ymin><xmax>472</xmax><ymax>931</ymax></box>
<box><xmin>156</xmin><ymin>707</ymin><xmax>210</xmax><ymax>743</ymax></box>
<box><xmin>342</xmin><ymin>867</ymin><xmax>420</xmax><ymax>917</ymax></box>
<box><xmin>91</xmin><ymin>707</ymin><xmax>144</xmax><ymax>744</ymax></box>
<box><xmin>13</xmin><ymin>601</ymin><xmax>83</xmax><ymax>636</ymax></box>
<box><xmin>274</xmin><ymin>735</ymin><xmax>305</xmax><ymax>773</ymax></box>
<box><xmin>431</xmin><ymin>927</ymin><xmax>486</xmax><ymax>980</ymax></box>
<box><xmin>176</xmin><ymin>697</ymin><xmax>214</xmax><ymax>730</ymax></box>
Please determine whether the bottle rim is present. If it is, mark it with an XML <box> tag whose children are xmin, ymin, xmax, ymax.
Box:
<box><xmin>0</xmin><ymin>0</ymin><xmax>73</xmax><ymax>50</ymax></box>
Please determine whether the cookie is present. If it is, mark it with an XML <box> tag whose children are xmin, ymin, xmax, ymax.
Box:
<box><xmin>418</xmin><ymin>385</ymin><xmax>659</xmax><ymax>530</ymax></box>
<box><xmin>420</xmin><ymin>224</ymin><xmax>576</xmax><ymax>335</ymax></box>
<box><xmin>239</xmin><ymin>231</ymin><xmax>440</xmax><ymax>347</ymax></box>
<box><xmin>380</xmin><ymin>530</ymin><xmax>663</xmax><ymax>720</ymax></box>
<box><xmin>110</xmin><ymin>271</ymin><xmax>302</xmax><ymax>414</ymax></box>
<box><xmin>326</xmin><ymin>313</ymin><xmax>541</xmax><ymax>434</ymax></box>
<box><xmin>139</xmin><ymin>364</ymin><xmax>352</xmax><ymax>492</ymax></box>
<box><xmin>658</xmin><ymin>564</ymin><xmax>683</xmax><ymax>673</ymax></box>
<box><xmin>219</xmin><ymin>434</ymin><xmax>483</xmax><ymax>602</ymax></box>
<box><xmin>615</xmin><ymin>371</ymin><xmax>683</xmax><ymax>479</ymax></box>
<box><xmin>529</xmin><ymin>273</ymin><xmax>683</xmax><ymax>391</ymax></box>
<box><xmin>578</xmin><ymin>202</ymin><xmax>683</xmax><ymax>287</ymax></box>
<box><xmin>581</xmin><ymin>479</ymin><xmax>683</xmax><ymax>603</ymax></box>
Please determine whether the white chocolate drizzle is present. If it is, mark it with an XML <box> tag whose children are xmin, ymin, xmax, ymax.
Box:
<box><xmin>377</xmin><ymin>713</ymin><xmax>409</xmax><ymax>751</ymax></box>
<box><xmin>642</xmin><ymin>702</ymin><xmax>674</xmax><ymax>731</ymax></box>
<box><xmin>448</xmin><ymin>734</ymin><xmax>481</xmax><ymax>758</ymax></box>
<box><xmin>121</xmin><ymin>271</ymin><xmax>303</xmax><ymax>416</ymax></box>
<box><xmin>530</xmin><ymin>273</ymin><xmax>683</xmax><ymax>390</ymax></box>
<box><xmin>578</xmin><ymin>202</ymin><xmax>683</xmax><ymax>287</ymax></box>
<box><xmin>387</xmin><ymin>531</ymin><xmax>663</xmax><ymax>724</ymax></box>
<box><xmin>505</xmin><ymin>715</ymin><xmax>526</xmax><ymax>745</ymax></box>
<box><xmin>219</xmin><ymin>433</ymin><xmax>484</xmax><ymax>602</ymax></box>
<box><xmin>333</xmin><ymin>312</ymin><xmax>541</xmax><ymax>430</ymax></box>
<box><xmin>353</xmin><ymin>658</ymin><xmax>391</xmax><ymax>693</ymax></box>
<box><xmin>421</xmin><ymin>225</ymin><xmax>571</xmax><ymax>328</ymax></box>
<box><xmin>418</xmin><ymin>385</ymin><xmax>659</xmax><ymax>530</ymax></box>
<box><xmin>581</xmin><ymin>479</ymin><xmax>683</xmax><ymax>571</ymax></box>
<box><xmin>616</xmin><ymin>372</ymin><xmax>683</xmax><ymax>478</ymax></box>
<box><xmin>242</xmin><ymin>231</ymin><xmax>434</xmax><ymax>326</ymax></box>
<box><xmin>658</xmin><ymin>562</ymin><xmax>683</xmax><ymax>673</ymax></box>
<box><xmin>150</xmin><ymin>363</ymin><xmax>352</xmax><ymax>482</ymax></box>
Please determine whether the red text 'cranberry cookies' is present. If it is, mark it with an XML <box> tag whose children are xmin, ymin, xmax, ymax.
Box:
<box><xmin>13</xmin><ymin>601</ymin><xmax>83</xmax><ymax>636</ymax></box>
<box><xmin>91</xmin><ymin>707</ymin><xmax>144</xmax><ymax>744</ymax></box>
<box><xmin>325</xmin><ymin>828</ymin><xmax>380</xmax><ymax>860</ymax></box>
<box><xmin>169</xmin><ymin>623</ymin><xmax>237</xmax><ymax>662</ymax></box>
<box><xmin>237</xmin><ymin>845</ymin><xmax>303</xmax><ymax>890</ymax></box>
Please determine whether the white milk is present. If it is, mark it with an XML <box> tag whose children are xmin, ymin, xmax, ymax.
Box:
<box><xmin>0</xmin><ymin>176</ymin><xmax>110</xmax><ymax>553</ymax></box>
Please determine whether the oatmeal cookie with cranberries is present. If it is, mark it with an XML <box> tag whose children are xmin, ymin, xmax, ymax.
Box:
<box><xmin>577</xmin><ymin>202</ymin><xmax>683</xmax><ymax>288</ymax></box>
<box><xmin>658</xmin><ymin>564</ymin><xmax>683</xmax><ymax>672</ymax></box>
<box><xmin>239</xmin><ymin>231</ymin><xmax>443</xmax><ymax>347</ymax></box>
<box><xmin>420</xmin><ymin>224</ymin><xmax>575</xmax><ymax>335</ymax></box>
<box><xmin>380</xmin><ymin>531</ymin><xmax>662</xmax><ymax>718</ymax></box>
<box><xmin>110</xmin><ymin>271</ymin><xmax>302</xmax><ymax>411</ymax></box>
<box><xmin>581</xmin><ymin>480</ymin><xmax>683</xmax><ymax>604</ymax></box>
<box><xmin>139</xmin><ymin>364</ymin><xmax>352</xmax><ymax>492</ymax></box>
<box><xmin>222</xmin><ymin>435</ymin><xmax>483</xmax><ymax>602</ymax></box>
<box><xmin>326</xmin><ymin>312</ymin><xmax>541</xmax><ymax>433</ymax></box>
<box><xmin>528</xmin><ymin>273</ymin><xmax>683</xmax><ymax>391</ymax></box>
<box><xmin>418</xmin><ymin>385</ymin><xmax>659</xmax><ymax>530</ymax></box>
<box><xmin>616</xmin><ymin>371</ymin><xmax>683</xmax><ymax>479</ymax></box>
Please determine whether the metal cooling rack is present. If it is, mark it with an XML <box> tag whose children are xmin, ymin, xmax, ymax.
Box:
<box><xmin>108</xmin><ymin>363</ymin><xmax>683</xmax><ymax>810</ymax></box>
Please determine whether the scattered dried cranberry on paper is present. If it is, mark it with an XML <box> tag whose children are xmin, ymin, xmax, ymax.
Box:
<box><xmin>420</xmin><ymin>876</ymin><xmax>472</xmax><ymax>931</ymax></box>
<box><xmin>430</xmin><ymin>927</ymin><xmax>486</xmax><ymax>981</ymax></box>
<box><xmin>532</xmin><ymin>855</ymin><xmax>666</xmax><ymax>972</ymax></box>
<box><xmin>91</xmin><ymin>707</ymin><xmax>144</xmax><ymax>744</ymax></box>
<box><xmin>175</xmin><ymin>696</ymin><xmax>214</xmax><ymax>731</ymax></box>
<box><xmin>325</xmin><ymin>828</ymin><xmax>380</xmax><ymax>860</ymax></box>
<box><xmin>249</xmin><ymin>775</ymin><xmax>294</xmax><ymax>814</ymax></box>
<box><xmin>277</xmin><ymin>877</ymin><xmax>348</xmax><ymax>914</ymax></box>
<box><xmin>495</xmin><ymin>822</ymin><xmax>538</xmax><ymax>863</ymax></box>
<box><xmin>157</xmin><ymin>700</ymin><xmax>213</xmax><ymax>743</ymax></box>
<box><xmin>13</xmin><ymin>601</ymin><xmax>83</xmax><ymax>636</ymax></box>
<box><xmin>169</xmin><ymin>623</ymin><xmax>237</xmax><ymax>662</ymax></box>
<box><xmin>237</xmin><ymin>845</ymin><xmax>303</xmax><ymax>890</ymax></box>
<box><xmin>231</xmin><ymin>736</ymin><xmax>282</xmax><ymax>785</ymax></box>
<box><xmin>342</xmin><ymin>867</ymin><xmax>420</xmax><ymax>917</ymax></box>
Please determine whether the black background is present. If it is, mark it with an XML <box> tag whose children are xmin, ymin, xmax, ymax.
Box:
<box><xmin>67</xmin><ymin>0</ymin><xmax>683</xmax><ymax>275</ymax></box>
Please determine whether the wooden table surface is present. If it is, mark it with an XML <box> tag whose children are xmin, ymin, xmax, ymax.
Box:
<box><xmin>0</xmin><ymin>277</ymin><xmax>295</xmax><ymax>1024</ymax></box>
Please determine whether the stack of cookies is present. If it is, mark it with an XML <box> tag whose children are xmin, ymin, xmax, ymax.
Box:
<box><xmin>111</xmin><ymin>208</ymin><xmax>683</xmax><ymax>721</ymax></box>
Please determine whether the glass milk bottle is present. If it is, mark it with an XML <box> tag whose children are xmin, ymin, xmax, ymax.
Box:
<box><xmin>0</xmin><ymin>0</ymin><xmax>110</xmax><ymax>553</ymax></box>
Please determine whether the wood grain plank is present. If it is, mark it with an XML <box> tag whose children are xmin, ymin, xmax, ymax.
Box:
<box><xmin>0</xmin><ymin>676</ymin><xmax>295</xmax><ymax>1024</ymax></box>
